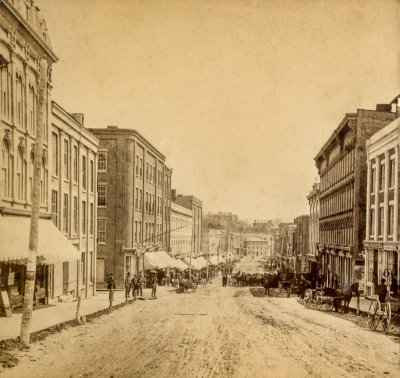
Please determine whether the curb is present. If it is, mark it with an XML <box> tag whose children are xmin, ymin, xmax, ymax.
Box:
<box><xmin>0</xmin><ymin>298</ymin><xmax>137</xmax><ymax>351</ymax></box>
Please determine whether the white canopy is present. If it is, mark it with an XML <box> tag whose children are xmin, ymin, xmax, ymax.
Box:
<box><xmin>171</xmin><ymin>259</ymin><xmax>188</xmax><ymax>270</ymax></box>
<box><xmin>183</xmin><ymin>258</ymin><xmax>202</xmax><ymax>270</ymax></box>
<box><xmin>0</xmin><ymin>215</ymin><xmax>80</xmax><ymax>264</ymax></box>
<box><xmin>144</xmin><ymin>251</ymin><xmax>175</xmax><ymax>269</ymax></box>
<box><xmin>209</xmin><ymin>255</ymin><xmax>219</xmax><ymax>265</ymax></box>
<box><xmin>195</xmin><ymin>256</ymin><xmax>207</xmax><ymax>269</ymax></box>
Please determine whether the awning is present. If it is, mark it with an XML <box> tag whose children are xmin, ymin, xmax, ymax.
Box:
<box><xmin>195</xmin><ymin>256</ymin><xmax>207</xmax><ymax>269</ymax></box>
<box><xmin>171</xmin><ymin>259</ymin><xmax>188</xmax><ymax>270</ymax></box>
<box><xmin>144</xmin><ymin>251</ymin><xmax>175</xmax><ymax>269</ymax></box>
<box><xmin>209</xmin><ymin>256</ymin><xmax>219</xmax><ymax>265</ymax></box>
<box><xmin>0</xmin><ymin>215</ymin><xmax>80</xmax><ymax>264</ymax></box>
<box><xmin>183</xmin><ymin>258</ymin><xmax>202</xmax><ymax>270</ymax></box>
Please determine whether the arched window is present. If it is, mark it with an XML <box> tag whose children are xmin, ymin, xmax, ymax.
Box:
<box><xmin>16</xmin><ymin>148</ymin><xmax>24</xmax><ymax>200</ymax></box>
<box><xmin>40</xmin><ymin>158</ymin><xmax>46</xmax><ymax>204</ymax></box>
<box><xmin>15</xmin><ymin>73</ymin><xmax>23</xmax><ymax>127</ymax></box>
<box><xmin>28</xmin><ymin>151</ymin><xmax>34</xmax><ymax>202</ymax></box>
<box><xmin>1</xmin><ymin>140</ymin><xmax>10</xmax><ymax>197</ymax></box>
<box><xmin>28</xmin><ymin>85</ymin><xmax>35</xmax><ymax>134</ymax></box>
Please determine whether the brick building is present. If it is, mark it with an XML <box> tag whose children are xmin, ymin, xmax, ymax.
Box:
<box><xmin>315</xmin><ymin>105</ymin><xmax>398</xmax><ymax>289</ymax></box>
<box><xmin>244</xmin><ymin>237</ymin><xmax>269</xmax><ymax>258</ymax></box>
<box><xmin>293</xmin><ymin>215</ymin><xmax>310</xmax><ymax>273</ymax></box>
<box><xmin>364</xmin><ymin>115</ymin><xmax>399</xmax><ymax>295</ymax></box>
<box><xmin>88</xmin><ymin>126</ymin><xmax>172</xmax><ymax>288</ymax></box>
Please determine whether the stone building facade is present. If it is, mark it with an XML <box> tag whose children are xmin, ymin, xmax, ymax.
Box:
<box><xmin>88</xmin><ymin>126</ymin><xmax>172</xmax><ymax>288</ymax></box>
<box><xmin>170</xmin><ymin>201</ymin><xmax>193</xmax><ymax>258</ymax></box>
<box><xmin>244</xmin><ymin>237</ymin><xmax>269</xmax><ymax>258</ymax></box>
<box><xmin>315</xmin><ymin>106</ymin><xmax>398</xmax><ymax>289</ymax></box>
<box><xmin>364</xmin><ymin>116</ymin><xmax>399</xmax><ymax>295</ymax></box>
<box><xmin>307</xmin><ymin>182</ymin><xmax>320</xmax><ymax>275</ymax></box>
<box><xmin>50</xmin><ymin>102</ymin><xmax>98</xmax><ymax>299</ymax></box>
<box><xmin>0</xmin><ymin>0</ymin><xmax>97</xmax><ymax>307</ymax></box>
<box><xmin>172</xmin><ymin>192</ymin><xmax>202</xmax><ymax>257</ymax></box>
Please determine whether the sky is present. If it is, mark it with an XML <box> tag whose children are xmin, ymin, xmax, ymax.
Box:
<box><xmin>38</xmin><ymin>0</ymin><xmax>400</xmax><ymax>222</ymax></box>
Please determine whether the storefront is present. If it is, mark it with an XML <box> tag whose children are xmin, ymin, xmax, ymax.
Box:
<box><xmin>364</xmin><ymin>242</ymin><xmax>399</xmax><ymax>296</ymax></box>
<box><xmin>0</xmin><ymin>215</ymin><xmax>81</xmax><ymax>313</ymax></box>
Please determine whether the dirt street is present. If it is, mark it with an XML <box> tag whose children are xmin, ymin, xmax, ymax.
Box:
<box><xmin>2</xmin><ymin>281</ymin><xmax>399</xmax><ymax>378</ymax></box>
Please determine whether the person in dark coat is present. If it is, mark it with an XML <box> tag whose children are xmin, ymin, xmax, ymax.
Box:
<box><xmin>151</xmin><ymin>274</ymin><xmax>157</xmax><ymax>298</ymax></box>
<box><xmin>107</xmin><ymin>273</ymin><xmax>116</xmax><ymax>309</ymax></box>
<box><xmin>124</xmin><ymin>272</ymin><xmax>131</xmax><ymax>301</ymax></box>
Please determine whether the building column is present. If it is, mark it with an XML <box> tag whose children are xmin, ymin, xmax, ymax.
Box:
<box><xmin>374</xmin><ymin>157</ymin><xmax>380</xmax><ymax>241</ymax></box>
<box><xmin>366</xmin><ymin>160</ymin><xmax>371</xmax><ymax>237</ymax></box>
<box><xmin>394</xmin><ymin>145</ymin><xmax>399</xmax><ymax>242</ymax></box>
<box><xmin>383</xmin><ymin>151</ymin><xmax>390</xmax><ymax>241</ymax></box>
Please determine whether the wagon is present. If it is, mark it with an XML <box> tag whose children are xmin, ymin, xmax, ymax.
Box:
<box><xmin>367</xmin><ymin>295</ymin><xmax>399</xmax><ymax>334</ymax></box>
<box><xmin>304</xmin><ymin>287</ymin><xmax>338</xmax><ymax>311</ymax></box>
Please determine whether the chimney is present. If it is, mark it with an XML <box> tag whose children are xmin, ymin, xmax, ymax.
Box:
<box><xmin>71</xmin><ymin>113</ymin><xmax>84</xmax><ymax>126</ymax></box>
<box><xmin>171</xmin><ymin>189</ymin><xmax>177</xmax><ymax>201</ymax></box>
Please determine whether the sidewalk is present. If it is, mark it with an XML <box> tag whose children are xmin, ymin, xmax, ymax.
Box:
<box><xmin>0</xmin><ymin>287</ymin><xmax>168</xmax><ymax>341</ymax></box>
<box><xmin>347</xmin><ymin>296</ymin><xmax>371</xmax><ymax>315</ymax></box>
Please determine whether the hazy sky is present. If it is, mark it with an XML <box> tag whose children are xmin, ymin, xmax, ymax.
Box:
<box><xmin>38</xmin><ymin>0</ymin><xmax>399</xmax><ymax>221</ymax></box>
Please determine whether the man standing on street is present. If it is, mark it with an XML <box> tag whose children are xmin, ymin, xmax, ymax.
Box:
<box><xmin>151</xmin><ymin>273</ymin><xmax>157</xmax><ymax>298</ymax></box>
<box><xmin>107</xmin><ymin>273</ymin><xmax>116</xmax><ymax>309</ymax></box>
<box><xmin>131</xmin><ymin>274</ymin><xmax>138</xmax><ymax>300</ymax></box>
<box><xmin>124</xmin><ymin>272</ymin><xmax>131</xmax><ymax>302</ymax></box>
<box><xmin>137</xmin><ymin>271</ymin><xmax>143</xmax><ymax>297</ymax></box>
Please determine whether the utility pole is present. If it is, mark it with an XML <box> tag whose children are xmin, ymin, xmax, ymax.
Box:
<box><xmin>20</xmin><ymin>58</ymin><xmax>48</xmax><ymax>346</ymax></box>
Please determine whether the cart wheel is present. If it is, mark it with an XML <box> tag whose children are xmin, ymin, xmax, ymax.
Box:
<box><xmin>304</xmin><ymin>289</ymin><xmax>312</xmax><ymax>309</ymax></box>
<box><xmin>314</xmin><ymin>290</ymin><xmax>322</xmax><ymax>310</ymax></box>
<box><xmin>382</xmin><ymin>302</ymin><xmax>391</xmax><ymax>334</ymax></box>
<box><xmin>368</xmin><ymin>299</ymin><xmax>380</xmax><ymax>331</ymax></box>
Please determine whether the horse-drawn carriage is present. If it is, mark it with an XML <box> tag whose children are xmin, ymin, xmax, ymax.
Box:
<box><xmin>368</xmin><ymin>295</ymin><xmax>399</xmax><ymax>334</ymax></box>
<box><xmin>304</xmin><ymin>282</ymin><xmax>360</xmax><ymax>313</ymax></box>
<box><xmin>176</xmin><ymin>278</ymin><xmax>196</xmax><ymax>294</ymax></box>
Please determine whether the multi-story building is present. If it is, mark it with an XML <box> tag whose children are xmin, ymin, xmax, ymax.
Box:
<box><xmin>364</xmin><ymin>116</ymin><xmax>399</xmax><ymax>295</ymax></box>
<box><xmin>0</xmin><ymin>0</ymin><xmax>98</xmax><ymax>306</ymax></box>
<box><xmin>293</xmin><ymin>215</ymin><xmax>310</xmax><ymax>274</ymax></box>
<box><xmin>201</xmin><ymin>228</ymin><xmax>223</xmax><ymax>257</ymax></box>
<box><xmin>170</xmin><ymin>202</ymin><xmax>193</xmax><ymax>258</ymax></box>
<box><xmin>252</xmin><ymin>220</ymin><xmax>276</xmax><ymax>233</ymax></box>
<box><xmin>232</xmin><ymin>233</ymin><xmax>246</xmax><ymax>258</ymax></box>
<box><xmin>50</xmin><ymin>103</ymin><xmax>98</xmax><ymax>299</ymax></box>
<box><xmin>307</xmin><ymin>182</ymin><xmax>320</xmax><ymax>275</ymax></box>
<box><xmin>172</xmin><ymin>191</ymin><xmax>202</xmax><ymax>256</ymax></box>
<box><xmin>244</xmin><ymin>237</ymin><xmax>269</xmax><ymax>258</ymax></box>
<box><xmin>88</xmin><ymin>126</ymin><xmax>172</xmax><ymax>288</ymax></box>
<box><xmin>315</xmin><ymin>105</ymin><xmax>398</xmax><ymax>289</ymax></box>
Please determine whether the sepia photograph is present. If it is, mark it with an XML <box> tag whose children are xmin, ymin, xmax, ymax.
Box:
<box><xmin>0</xmin><ymin>0</ymin><xmax>399</xmax><ymax>377</ymax></box>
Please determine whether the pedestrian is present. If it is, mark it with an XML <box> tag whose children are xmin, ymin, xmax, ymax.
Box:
<box><xmin>137</xmin><ymin>271</ymin><xmax>143</xmax><ymax>297</ymax></box>
<box><xmin>333</xmin><ymin>273</ymin><xmax>339</xmax><ymax>289</ymax></box>
<box><xmin>151</xmin><ymin>273</ymin><xmax>157</xmax><ymax>298</ymax></box>
<box><xmin>124</xmin><ymin>272</ymin><xmax>131</xmax><ymax>302</ymax></box>
<box><xmin>131</xmin><ymin>274</ymin><xmax>138</xmax><ymax>300</ymax></box>
<box><xmin>222</xmin><ymin>271</ymin><xmax>227</xmax><ymax>287</ymax></box>
<box><xmin>376</xmin><ymin>278</ymin><xmax>388</xmax><ymax>303</ymax></box>
<box><xmin>390</xmin><ymin>275</ymin><xmax>398</xmax><ymax>298</ymax></box>
<box><xmin>107</xmin><ymin>273</ymin><xmax>116</xmax><ymax>309</ymax></box>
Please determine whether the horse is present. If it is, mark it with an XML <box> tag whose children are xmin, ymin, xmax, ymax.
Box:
<box><xmin>264</xmin><ymin>272</ymin><xmax>282</xmax><ymax>296</ymax></box>
<box><xmin>333</xmin><ymin>282</ymin><xmax>359</xmax><ymax>313</ymax></box>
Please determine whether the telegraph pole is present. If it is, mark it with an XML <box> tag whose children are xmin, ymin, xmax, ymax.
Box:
<box><xmin>20</xmin><ymin>59</ymin><xmax>48</xmax><ymax>346</ymax></box>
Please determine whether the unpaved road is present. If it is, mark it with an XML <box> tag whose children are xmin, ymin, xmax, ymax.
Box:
<box><xmin>2</xmin><ymin>281</ymin><xmax>399</xmax><ymax>378</ymax></box>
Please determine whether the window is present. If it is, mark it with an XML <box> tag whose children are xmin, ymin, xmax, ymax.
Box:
<box><xmin>73</xmin><ymin>146</ymin><xmax>78</xmax><ymax>182</ymax></box>
<box><xmin>379</xmin><ymin>163</ymin><xmax>385</xmax><ymax>191</ymax></box>
<box><xmin>153</xmin><ymin>166</ymin><xmax>156</xmax><ymax>185</ymax></box>
<box><xmin>64</xmin><ymin>140</ymin><xmax>69</xmax><ymax>179</ymax></box>
<box><xmin>146</xmin><ymin>162</ymin><xmax>149</xmax><ymax>181</ymax></box>
<box><xmin>139</xmin><ymin>188</ymin><xmax>142</xmax><ymax>211</ymax></box>
<box><xmin>371</xmin><ymin>166</ymin><xmax>376</xmax><ymax>194</ymax></box>
<box><xmin>1</xmin><ymin>63</ymin><xmax>9</xmax><ymax>117</ymax></box>
<box><xmin>51</xmin><ymin>190</ymin><xmax>58</xmax><ymax>226</ymax></box>
<box><xmin>139</xmin><ymin>157</ymin><xmax>143</xmax><ymax>178</ymax></box>
<box><xmin>15</xmin><ymin>74</ymin><xmax>23</xmax><ymax>127</ymax></box>
<box><xmin>98</xmin><ymin>185</ymin><xmax>106</xmax><ymax>207</ymax></box>
<box><xmin>16</xmin><ymin>148</ymin><xmax>24</xmax><ymax>200</ymax></box>
<box><xmin>1</xmin><ymin>141</ymin><xmax>9</xmax><ymax>197</ymax></box>
<box><xmin>40</xmin><ymin>160</ymin><xmax>47</xmax><ymax>204</ymax></box>
<box><xmin>135</xmin><ymin>155</ymin><xmax>139</xmax><ymax>176</ymax></box>
<box><xmin>135</xmin><ymin>187</ymin><xmax>138</xmax><ymax>210</ymax></box>
<box><xmin>139</xmin><ymin>221</ymin><xmax>142</xmax><ymax>242</ymax></box>
<box><xmin>98</xmin><ymin>219</ymin><xmax>106</xmax><ymax>243</ymax></box>
<box><xmin>388</xmin><ymin>205</ymin><xmax>394</xmax><ymax>236</ymax></box>
<box><xmin>90</xmin><ymin>160</ymin><xmax>94</xmax><ymax>192</ymax></box>
<box><xmin>152</xmin><ymin>194</ymin><xmax>155</xmax><ymax>213</ymax></box>
<box><xmin>389</xmin><ymin>158</ymin><xmax>395</xmax><ymax>188</ymax></box>
<box><xmin>378</xmin><ymin>207</ymin><xmax>384</xmax><ymax>236</ymax></box>
<box><xmin>28</xmin><ymin>85</ymin><xmax>35</xmax><ymax>134</ymax></box>
<box><xmin>81</xmin><ymin>252</ymin><xmax>86</xmax><ymax>285</ymax></box>
<box><xmin>98</xmin><ymin>152</ymin><xmax>107</xmax><ymax>172</ymax></box>
<box><xmin>73</xmin><ymin>196</ymin><xmax>78</xmax><ymax>234</ymax></box>
<box><xmin>82</xmin><ymin>200</ymin><xmax>86</xmax><ymax>235</ymax></box>
<box><xmin>90</xmin><ymin>252</ymin><xmax>93</xmax><ymax>282</ymax></box>
<box><xmin>135</xmin><ymin>221</ymin><xmax>138</xmax><ymax>243</ymax></box>
<box><xmin>63</xmin><ymin>194</ymin><xmax>69</xmax><ymax>233</ymax></box>
<box><xmin>52</xmin><ymin>132</ymin><xmax>58</xmax><ymax>175</ymax></box>
<box><xmin>82</xmin><ymin>155</ymin><xmax>86</xmax><ymax>190</ymax></box>
<box><xmin>90</xmin><ymin>203</ymin><xmax>94</xmax><ymax>235</ymax></box>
